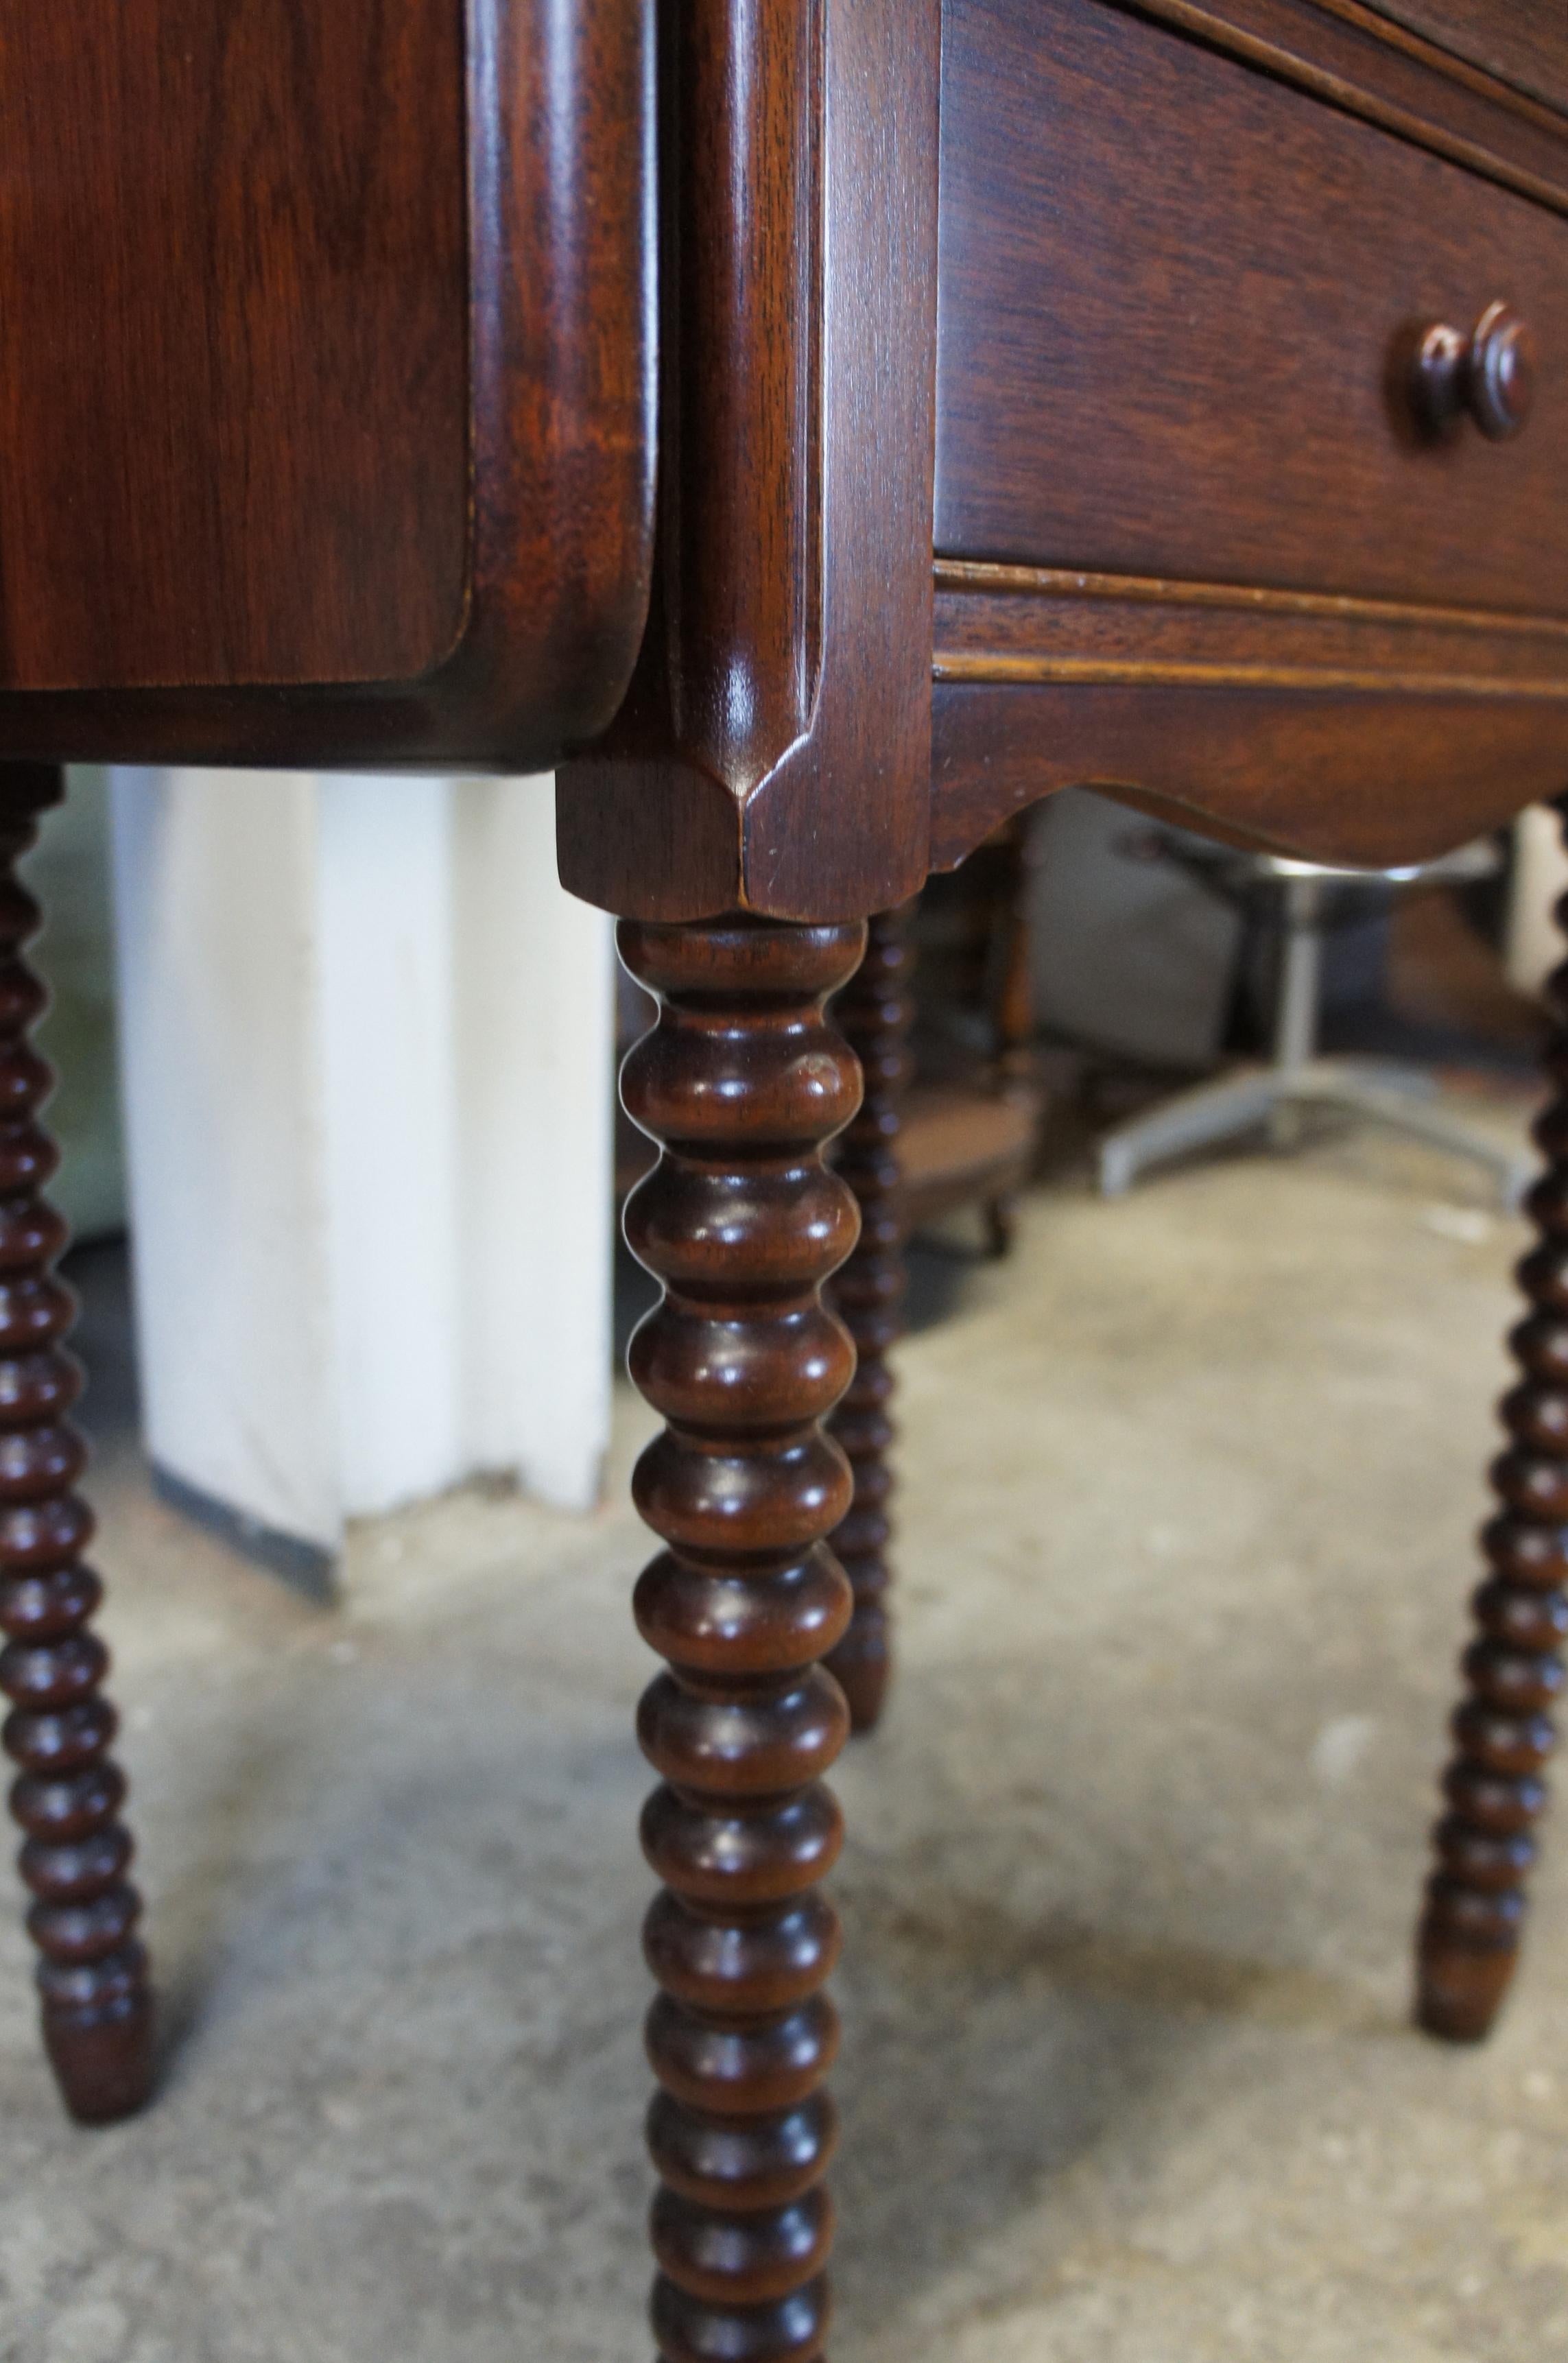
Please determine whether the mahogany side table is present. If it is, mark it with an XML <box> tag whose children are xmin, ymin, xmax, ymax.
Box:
<box><xmin>3</xmin><ymin>1</ymin><xmax>1567</xmax><ymax>2352</ymax></box>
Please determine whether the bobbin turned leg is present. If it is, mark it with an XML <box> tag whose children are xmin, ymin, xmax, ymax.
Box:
<box><xmin>619</xmin><ymin>913</ymin><xmax>866</xmax><ymax>2363</ymax></box>
<box><xmin>826</xmin><ymin>906</ymin><xmax>914</xmax><ymax>1734</ymax></box>
<box><xmin>1417</xmin><ymin>822</ymin><xmax>1568</xmax><ymax>2043</ymax></box>
<box><xmin>0</xmin><ymin>767</ymin><xmax>154</xmax><ymax>2122</ymax></box>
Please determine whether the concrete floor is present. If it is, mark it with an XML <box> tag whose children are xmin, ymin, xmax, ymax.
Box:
<box><xmin>4</xmin><ymin>1102</ymin><xmax>1567</xmax><ymax>2362</ymax></box>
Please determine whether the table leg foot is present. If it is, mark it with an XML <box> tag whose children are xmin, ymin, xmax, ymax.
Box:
<box><xmin>43</xmin><ymin>1987</ymin><xmax>157</xmax><ymax>2124</ymax></box>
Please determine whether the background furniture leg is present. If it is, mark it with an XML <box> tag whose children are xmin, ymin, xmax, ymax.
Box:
<box><xmin>0</xmin><ymin>766</ymin><xmax>154</xmax><ymax>2123</ymax></box>
<box><xmin>619</xmin><ymin>912</ymin><xmax>866</xmax><ymax>2363</ymax></box>
<box><xmin>827</xmin><ymin>905</ymin><xmax>915</xmax><ymax>1733</ymax></box>
<box><xmin>1418</xmin><ymin>812</ymin><xmax>1568</xmax><ymax>2041</ymax></box>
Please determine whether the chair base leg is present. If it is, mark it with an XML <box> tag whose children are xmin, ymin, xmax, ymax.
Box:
<box><xmin>1098</xmin><ymin>1055</ymin><xmax>1532</xmax><ymax>1210</ymax></box>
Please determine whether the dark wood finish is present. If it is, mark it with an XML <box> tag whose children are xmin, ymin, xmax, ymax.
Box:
<box><xmin>935</xmin><ymin>560</ymin><xmax>1568</xmax><ymax>696</ymax></box>
<box><xmin>990</xmin><ymin>827</ymin><xmax>1040</xmax><ymax>1104</ymax></box>
<box><xmin>1411</xmin><ymin>300</ymin><xmax>1535</xmax><ymax>439</ymax></box>
<box><xmin>936</xmin><ymin>0</ymin><xmax>1568</xmax><ymax>617</ymax></box>
<box><xmin>1125</xmin><ymin>0</ymin><xmax>1568</xmax><ymax>211</ymax></box>
<box><xmin>931</xmin><ymin>682</ymin><xmax>1568</xmax><ymax>875</ymax></box>
<box><xmin>1418</xmin><ymin>807</ymin><xmax>1568</xmax><ymax>2041</ymax></box>
<box><xmin>618</xmin><ymin>914</ymin><xmax>866</xmax><ymax>2362</ymax></box>
<box><xmin>825</xmin><ymin>908</ymin><xmax>916</xmax><ymax>1734</ymax></box>
<box><xmin>1363</xmin><ymin>0</ymin><xmax>1568</xmax><ymax>120</ymax></box>
<box><xmin>0</xmin><ymin>0</ymin><xmax>468</xmax><ymax>693</ymax></box>
<box><xmin>0</xmin><ymin>769</ymin><xmax>153</xmax><ymax>2125</ymax></box>
<box><xmin>901</xmin><ymin>1086</ymin><xmax>1039</xmax><ymax>1247</ymax></box>
<box><xmin>929</xmin><ymin>558</ymin><xmax>1568</xmax><ymax>872</ymax></box>
<box><xmin>556</xmin><ymin>0</ymin><xmax>941</xmax><ymax>923</ymax></box>
<box><xmin>0</xmin><ymin>0</ymin><xmax>655</xmax><ymax>772</ymax></box>
<box><xmin>5</xmin><ymin>0</ymin><xmax>1568</xmax><ymax>2311</ymax></box>
<box><xmin>903</xmin><ymin>820</ymin><xmax>1044</xmax><ymax>1250</ymax></box>
<box><xmin>619</xmin><ymin>870</ymin><xmax>1040</xmax><ymax>1747</ymax></box>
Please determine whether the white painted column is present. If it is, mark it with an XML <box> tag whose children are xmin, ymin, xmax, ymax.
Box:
<box><xmin>108</xmin><ymin>768</ymin><xmax>613</xmax><ymax>1580</ymax></box>
<box><xmin>451</xmin><ymin>777</ymin><xmax>615</xmax><ymax>1512</ymax></box>
<box><xmin>1506</xmin><ymin>805</ymin><xmax>1568</xmax><ymax>1000</ymax></box>
<box><xmin>314</xmin><ymin>774</ymin><xmax>466</xmax><ymax>1515</ymax></box>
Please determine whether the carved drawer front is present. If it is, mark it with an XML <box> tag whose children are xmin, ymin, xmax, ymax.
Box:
<box><xmin>936</xmin><ymin>0</ymin><xmax>1568</xmax><ymax>619</ymax></box>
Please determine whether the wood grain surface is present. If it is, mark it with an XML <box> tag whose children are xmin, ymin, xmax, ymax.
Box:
<box><xmin>1419</xmin><ymin>798</ymin><xmax>1568</xmax><ymax>2043</ymax></box>
<box><xmin>558</xmin><ymin>0</ymin><xmax>941</xmax><ymax>922</ymax></box>
<box><xmin>825</xmin><ymin>907</ymin><xmax>916</xmax><ymax>1734</ymax></box>
<box><xmin>0</xmin><ymin>0</ymin><xmax>656</xmax><ymax>771</ymax></box>
<box><xmin>936</xmin><ymin>0</ymin><xmax>1568</xmax><ymax>616</ymax></box>
<box><xmin>0</xmin><ymin>0</ymin><xmax>469</xmax><ymax>691</ymax></box>
<box><xmin>930</xmin><ymin>680</ymin><xmax>1568</xmax><ymax>871</ymax></box>
<box><xmin>934</xmin><ymin>561</ymin><xmax>1568</xmax><ymax>696</ymax></box>
<box><xmin>1362</xmin><ymin>0</ymin><xmax>1568</xmax><ymax>119</ymax></box>
<box><xmin>0</xmin><ymin>769</ymin><xmax>154</xmax><ymax>2127</ymax></box>
<box><xmin>1122</xmin><ymin>0</ymin><xmax>1568</xmax><ymax>211</ymax></box>
<box><xmin>619</xmin><ymin>914</ymin><xmax>866</xmax><ymax>2362</ymax></box>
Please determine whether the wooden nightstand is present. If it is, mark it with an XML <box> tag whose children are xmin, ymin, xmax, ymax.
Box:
<box><xmin>0</xmin><ymin>1</ymin><xmax>1565</xmax><ymax>2349</ymax></box>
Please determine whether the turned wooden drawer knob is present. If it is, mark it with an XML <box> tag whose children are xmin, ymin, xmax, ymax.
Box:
<box><xmin>1412</xmin><ymin>301</ymin><xmax>1536</xmax><ymax>441</ymax></box>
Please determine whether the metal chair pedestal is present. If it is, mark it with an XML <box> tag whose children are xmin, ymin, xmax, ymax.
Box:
<box><xmin>1097</xmin><ymin>851</ymin><xmax>1535</xmax><ymax>1211</ymax></box>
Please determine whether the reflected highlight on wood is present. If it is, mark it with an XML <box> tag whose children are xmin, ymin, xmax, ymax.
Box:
<box><xmin>827</xmin><ymin>907</ymin><xmax>916</xmax><ymax>1733</ymax></box>
<box><xmin>0</xmin><ymin>768</ymin><xmax>154</xmax><ymax>2123</ymax></box>
<box><xmin>618</xmin><ymin>913</ymin><xmax>866</xmax><ymax>2363</ymax></box>
<box><xmin>1418</xmin><ymin>812</ymin><xmax>1568</xmax><ymax>2041</ymax></box>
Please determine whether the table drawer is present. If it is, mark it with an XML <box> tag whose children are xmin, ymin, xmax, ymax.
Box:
<box><xmin>936</xmin><ymin>0</ymin><xmax>1568</xmax><ymax>618</ymax></box>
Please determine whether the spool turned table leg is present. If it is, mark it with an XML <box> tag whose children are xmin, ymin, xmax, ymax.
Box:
<box><xmin>618</xmin><ymin>912</ymin><xmax>866</xmax><ymax>2363</ymax></box>
<box><xmin>1417</xmin><ymin>816</ymin><xmax>1568</xmax><ymax>2043</ymax></box>
<box><xmin>826</xmin><ymin>905</ymin><xmax>914</xmax><ymax>1734</ymax></box>
<box><xmin>0</xmin><ymin>767</ymin><xmax>154</xmax><ymax>2123</ymax></box>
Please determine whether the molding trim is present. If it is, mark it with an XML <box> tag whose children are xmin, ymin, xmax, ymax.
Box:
<box><xmin>1113</xmin><ymin>0</ymin><xmax>1568</xmax><ymax>215</ymax></box>
<box><xmin>934</xmin><ymin>560</ymin><xmax>1568</xmax><ymax>700</ymax></box>
<box><xmin>1325</xmin><ymin>0</ymin><xmax>1567</xmax><ymax>128</ymax></box>
<box><xmin>934</xmin><ymin>560</ymin><xmax>1568</xmax><ymax>639</ymax></box>
<box><xmin>935</xmin><ymin>654</ymin><xmax>1568</xmax><ymax>698</ymax></box>
<box><xmin>558</xmin><ymin>0</ymin><xmax>941</xmax><ymax>919</ymax></box>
